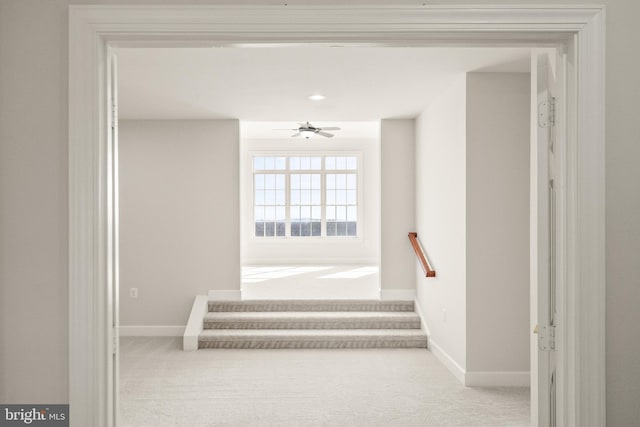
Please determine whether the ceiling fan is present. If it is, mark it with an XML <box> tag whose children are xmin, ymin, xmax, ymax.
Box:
<box><xmin>276</xmin><ymin>122</ymin><xmax>341</xmax><ymax>139</ymax></box>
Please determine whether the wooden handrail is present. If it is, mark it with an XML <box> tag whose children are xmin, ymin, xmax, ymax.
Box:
<box><xmin>408</xmin><ymin>232</ymin><xmax>436</xmax><ymax>277</ymax></box>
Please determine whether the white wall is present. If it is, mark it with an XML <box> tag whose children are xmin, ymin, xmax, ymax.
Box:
<box><xmin>465</xmin><ymin>73</ymin><xmax>530</xmax><ymax>373</ymax></box>
<box><xmin>415</xmin><ymin>72</ymin><xmax>530</xmax><ymax>380</ymax></box>
<box><xmin>119</xmin><ymin>119</ymin><xmax>240</xmax><ymax>326</ymax></box>
<box><xmin>415</xmin><ymin>75</ymin><xmax>468</xmax><ymax>370</ymax></box>
<box><xmin>240</xmin><ymin>135</ymin><xmax>380</xmax><ymax>265</ymax></box>
<box><xmin>380</xmin><ymin>119</ymin><xmax>416</xmax><ymax>295</ymax></box>
<box><xmin>1</xmin><ymin>1</ymin><xmax>639</xmax><ymax>424</ymax></box>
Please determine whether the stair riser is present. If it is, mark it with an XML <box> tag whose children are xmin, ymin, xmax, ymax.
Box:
<box><xmin>199</xmin><ymin>300</ymin><xmax>426</xmax><ymax>350</ymax></box>
<box><xmin>198</xmin><ymin>339</ymin><xmax>428</xmax><ymax>349</ymax></box>
<box><xmin>204</xmin><ymin>320</ymin><xmax>421</xmax><ymax>329</ymax></box>
<box><xmin>208</xmin><ymin>302</ymin><xmax>415</xmax><ymax>312</ymax></box>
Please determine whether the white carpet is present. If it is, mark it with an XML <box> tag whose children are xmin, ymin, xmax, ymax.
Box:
<box><xmin>241</xmin><ymin>265</ymin><xmax>380</xmax><ymax>300</ymax></box>
<box><xmin>119</xmin><ymin>337</ymin><xmax>529</xmax><ymax>426</ymax></box>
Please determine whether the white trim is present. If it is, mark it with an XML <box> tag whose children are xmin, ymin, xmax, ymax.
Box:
<box><xmin>428</xmin><ymin>338</ymin><xmax>466</xmax><ymax>385</ymax></box>
<box><xmin>183</xmin><ymin>295</ymin><xmax>209</xmax><ymax>351</ymax></box>
<box><xmin>572</xmin><ymin>10</ymin><xmax>606</xmax><ymax>426</ymax></box>
<box><xmin>69</xmin><ymin>10</ymin><xmax>110</xmax><ymax>425</ymax></box>
<box><xmin>119</xmin><ymin>326</ymin><xmax>184</xmax><ymax>337</ymax></box>
<box><xmin>68</xmin><ymin>6</ymin><xmax>606</xmax><ymax>427</ymax></box>
<box><xmin>466</xmin><ymin>371</ymin><xmax>531</xmax><ymax>387</ymax></box>
<box><xmin>208</xmin><ymin>290</ymin><xmax>241</xmax><ymax>301</ymax></box>
<box><xmin>380</xmin><ymin>290</ymin><xmax>415</xmax><ymax>300</ymax></box>
<box><xmin>429</xmin><ymin>338</ymin><xmax>530</xmax><ymax>387</ymax></box>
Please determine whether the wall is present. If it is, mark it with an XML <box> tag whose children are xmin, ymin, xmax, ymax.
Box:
<box><xmin>0</xmin><ymin>1</ymin><xmax>638</xmax><ymax>424</ymax></box>
<box><xmin>118</xmin><ymin>120</ymin><xmax>240</xmax><ymax>327</ymax></box>
<box><xmin>380</xmin><ymin>119</ymin><xmax>416</xmax><ymax>297</ymax></box>
<box><xmin>240</xmin><ymin>135</ymin><xmax>380</xmax><ymax>265</ymax></box>
<box><xmin>465</xmin><ymin>73</ymin><xmax>530</xmax><ymax>373</ymax></box>
<box><xmin>415</xmin><ymin>72</ymin><xmax>530</xmax><ymax>380</ymax></box>
<box><xmin>0</xmin><ymin>0</ymin><xmax>70</xmax><ymax>403</ymax></box>
<box><xmin>415</xmin><ymin>74</ymin><xmax>468</xmax><ymax>371</ymax></box>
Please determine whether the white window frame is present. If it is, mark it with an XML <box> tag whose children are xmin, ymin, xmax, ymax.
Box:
<box><xmin>69</xmin><ymin>5</ymin><xmax>605</xmax><ymax>427</ymax></box>
<box><xmin>250</xmin><ymin>152</ymin><xmax>363</xmax><ymax>239</ymax></box>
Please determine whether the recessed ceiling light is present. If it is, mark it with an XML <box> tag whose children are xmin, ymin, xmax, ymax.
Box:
<box><xmin>308</xmin><ymin>94</ymin><xmax>326</xmax><ymax>101</ymax></box>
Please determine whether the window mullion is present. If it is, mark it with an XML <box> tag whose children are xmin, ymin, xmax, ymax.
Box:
<box><xmin>321</xmin><ymin>156</ymin><xmax>326</xmax><ymax>237</ymax></box>
<box><xmin>253</xmin><ymin>171</ymin><xmax>259</xmax><ymax>237</ymax></box>
<box><xmin>285</xmin><ymin>159</ymin><xmax>291</xmax><ymax>237</ymax></box>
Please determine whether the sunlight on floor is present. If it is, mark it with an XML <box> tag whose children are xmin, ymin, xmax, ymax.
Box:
<box><xmin>320</xmin><ymin>266</ymin><xmax>379</xmax><ymax>279</ymax></box>
<box><xmin>242</xmin><ymin>266</ymin><xmax>333</xmax><ymax>283</ymax></box>
<box><xmin>241</xmin><ymin>265</ymin><xmax>380</xmax><ymax>300</ymax></box>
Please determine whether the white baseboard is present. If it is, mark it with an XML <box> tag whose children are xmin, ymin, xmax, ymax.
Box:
<box><xmin>380</xmin><ymin>289</ymin><xmax>416</xmax><ymax>300</ymax></box>
<box><xmin>428</xmin><ymin>338</ymin><xmax>466</xmax><ymax>385</ymax></box>
<box><xmin>119</xmin><ymin>325</ymin><xmax>184</xmax><ymax>337</ymax></box>
<box><xmin>183</xmin><ymin>295</ymin><xmax>209</xmax><ymax>351</ymax></box>
<box><xmin>465</xmin><ymin>371</ymin><xmax>530</xmax><ymax>387</ymax></box>
<box><xmin>208</xmin><ymin>290</ymin><xmax>241</xmax><ymax>300</ymax></box>
<box><xmin>429</xmin><ymin>338</ymin><xmax>530</xmax><ymax>387</ymax></box>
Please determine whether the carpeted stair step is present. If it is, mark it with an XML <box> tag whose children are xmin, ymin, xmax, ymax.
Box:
<box><xmin>207</xmin><ymin>299</ymin><xmax>414</xmax><ymax>313</ymax></box>
<box><xmin>198</xmin><ymin>329</ymin><xmax>428</xmax><ymax>349</ymax></box>
<box><xmin>203</xmin><ymin>311</ymin><xmax>421</xmax><ymax>330</ymax></box>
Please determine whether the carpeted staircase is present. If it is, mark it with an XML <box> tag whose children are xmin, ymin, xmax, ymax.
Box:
<box><xmin>198</xmin><ymin>300</ymin><xmax>428</xmax><ymax>349</ymax></box>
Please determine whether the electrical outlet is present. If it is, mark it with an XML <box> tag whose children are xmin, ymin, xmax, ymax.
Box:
<box><xmin>442</xmin><ymin>308</ymin><xmax>447</xmax><ymax>323</ymax></box>
<box><xmin>130</xmin><ymin>288</ymin><xmax>138</xmax><ymax>298</ymax></box>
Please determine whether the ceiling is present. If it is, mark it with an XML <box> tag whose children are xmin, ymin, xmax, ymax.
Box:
<box><xmin>116</xmin><ymin>46</ymin><xmax>530</xmax><ymax>121</ymax></box>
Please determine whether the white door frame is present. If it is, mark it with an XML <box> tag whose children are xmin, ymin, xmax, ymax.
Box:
<box><xmin>68</xmin><ymin>5</ymin><xmax>605</xmax><ymax>427</ymax></box>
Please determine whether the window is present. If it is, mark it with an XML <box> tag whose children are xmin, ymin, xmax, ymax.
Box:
<box><xmin>325</xmin><ymin>156</ymin><xmax>358</xmax><ymax>237</ymax></box>
<box><xmin>253</xmin><ymin>157</ymin><xmax>286</xmax><ymax>237</ymax></box>
<box><xmin>253</xmin><ymin>155</ymin><xmax>359</xmax><ymax>238</ymax></box>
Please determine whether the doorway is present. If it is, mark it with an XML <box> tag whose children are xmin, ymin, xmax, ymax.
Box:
<box><xmin>68</xmin><ymin>6</ymin><xmax>605</xmax><ymax>427</ymax></box>
<box><xmin>115</xmin><ymin>43</ymin><xmax>544</xmax><ymax>426</ymax></box>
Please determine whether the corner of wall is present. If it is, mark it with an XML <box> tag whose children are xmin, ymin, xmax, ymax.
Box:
<box><xmin>414</xmin><ymin>74</ymin><xmax>468</xmax><ymax>378</ymax></box>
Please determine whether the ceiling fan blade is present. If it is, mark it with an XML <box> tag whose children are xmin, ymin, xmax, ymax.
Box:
<box><xmin>319</xmin><ymin>127</ymin><xmax>341</xmax><ymax>131</ymax></box>
<box><xmin>291</xmin><ymin>132</ymin><xmax>301</xmax><ymax>137</ymax></box>
<box><xmin>273</xmin><ymin>128</ymin><xmax>298</xmax><ymax>131</ymax></box>
<box><xmin>317</xmin><ymin>131</ymin><xmax>335</xmax><ymax>138</ymax></box>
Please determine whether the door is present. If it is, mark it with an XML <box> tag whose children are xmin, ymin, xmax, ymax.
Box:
<box><xmin>531</xmin><ymin>48</ymin><xmax>563</xmax><ymax>427</ymax></box>
<box><xmin>107</xmin><ymin>48</ymin><xmax>120</xmax><ymax>426</ymax></box>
